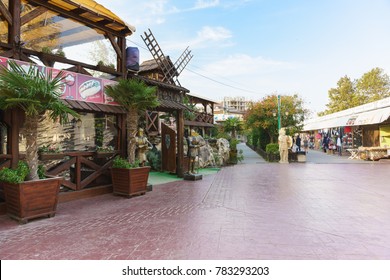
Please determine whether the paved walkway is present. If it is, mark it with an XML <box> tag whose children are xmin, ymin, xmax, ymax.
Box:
<box><xmin>1</xmin><ymin>144</ymin><xmax>390</xmax><ymax>259</ymax></box>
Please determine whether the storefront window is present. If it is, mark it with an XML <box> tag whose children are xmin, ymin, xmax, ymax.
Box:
<box><xmin>19</xmin><ymin>112</ymin><xmax>118</xmax><ymax>153</ymax></box>
<box><xmin>21</xmin><ymin>0</ymin><xmax>115</xmax><ymax>67</ymax></box>
<box><xmin>0</xmin><ymin>0</ymin><xmax>9</xmax><ymax>44</ymax></box>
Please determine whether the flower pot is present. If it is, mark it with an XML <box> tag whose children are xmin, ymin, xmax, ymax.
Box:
<box><xmin>1</xmin><ymin>177</ymin><xmax>62</xmax><ymax>224</ymax></box>
<box><xmin>111</xmin><ymin>166</ymin><xmax>150</xmax><ymax>198</ymax></box>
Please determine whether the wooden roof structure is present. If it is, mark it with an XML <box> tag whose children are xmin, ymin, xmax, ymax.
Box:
<box><xmin>0</xmin><ymin>0</ymin><xmax>133</xmax><ymax>75</ymax></box>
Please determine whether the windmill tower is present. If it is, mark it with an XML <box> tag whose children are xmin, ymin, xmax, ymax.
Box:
<box><xmin>141</xmin><ymin>29</ymin><xmax>193</xmax><ymax>87</ymax></box>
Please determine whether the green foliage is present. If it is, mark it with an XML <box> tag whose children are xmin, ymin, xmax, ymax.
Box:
<box><xmin>183</xmin><ymin>95</ymin><xmax>197</xmax><ymax>121</ymax></box>
<box><xmin>266</xmin><ymin>143</ymin><xmax>279</xmax><ymax>154</ymax></box>
<box><xmin>112</xmin><ymin>156</ymin><xmax>140</xmax><ymax>169</ymax></box>
<box><xmin>104</xmin><ymin>78</ymin><xmax>159</xmax><ymax>113</ymax></box>
<box><xmin>0</xmin><ymin>161</ymin><xmax>29</xmax><ymax>184</ymax></box>
<box><xmin>229</xmin><ymin>138</ymin><xmax>240</xmax><ymax>150</ymax></box>
<box><xmin>104</xmin><ymin>78</ymin><xmax>159</xmax><ymax>164</ymax></box>
<box><xmin>320</xmin><ymin>68</ymin><xmax>390</xmax><ymax>115</ymax></box>
<box><xmin>356</xmin><ymin>67</ymin><xmax>390</xmax><ymax>103</ymax></box>
<box><xmin>0</xmin><ymin>61</ymin><xmax>79</xmax><ymax>122</ymax></box>
<box><xmin>223</xmin><ymin>117</ymin><xmax>243</xmax><ymax>138</ymax></box>
<box><xmin>38</xmin><ymin>144</ymin><xmax>60</xmax><ymax>153</ymax></box>
<box><xmin>38</xmin><ymin>165</ymin><xmax>46</xmax><ymax>179</ymax></box>
<box><xmin>0</xmin><ymin>60</ymin><xmax>79</xmax><ymax>180</ymax></box>
<box><xmin>146</xmin><ymin>150</ymin><xmax>161</xmax><ymax>171</ymax></box>
<box><xmin>245</xmin><ymin>94</ymin><xmax>307</xmax><ymax>146</ymax></box>
<box><xmin>237</xmin><ymin>149</ymin><xmax>244</xmax><ymax>162</ymax></box>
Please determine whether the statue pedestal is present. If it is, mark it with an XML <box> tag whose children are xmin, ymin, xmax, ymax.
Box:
<box><xmin>184</xmin><ymin>173</ymin><xmax>203</xmax><ymax>181</ymax></box>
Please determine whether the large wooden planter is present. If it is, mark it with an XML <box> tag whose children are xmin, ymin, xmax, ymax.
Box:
<box><xmin>2</xmin><ymin>177</ymin><xmax>62</xmax><ymax>224</ymax></box>
<box><xmin>111</xmin><ymin>166</ymin><xmax>150</xmax><ymax>198</ymax></box>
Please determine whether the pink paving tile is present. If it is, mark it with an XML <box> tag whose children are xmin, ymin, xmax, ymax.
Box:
<box><xmin>1</xmin><ymin>147</ymin><xmax>390</xmax><ymax>260</ymax></box>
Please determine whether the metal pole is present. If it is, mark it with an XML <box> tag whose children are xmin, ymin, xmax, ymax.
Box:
<box><xmin>277</xmin><ymin>95</ymin><xmax>281</xmax><ymax>131</ymax></box>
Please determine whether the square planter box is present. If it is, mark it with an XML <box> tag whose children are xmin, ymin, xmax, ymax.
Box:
<box><xmin>1</xmin><ymin>177</ymin><xmax>62</xmax><ymax>224</ymax></box>
<box><xmin>111</xmin><ymin>166</ymin><xmax>150</xmax><ymax>198</ymax></box>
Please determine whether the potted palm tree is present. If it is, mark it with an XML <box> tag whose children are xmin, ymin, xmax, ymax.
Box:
<box><xmin>0</xmin><ymin>61</ymin><xmax>79</xmax><ymax>223</ymax></box>
<box><xmin>105</xmin><ymin>78</ymin><xmax>159</xmax><ymax>197</ymax></box>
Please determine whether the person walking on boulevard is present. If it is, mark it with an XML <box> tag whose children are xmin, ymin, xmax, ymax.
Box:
<box><xmin>336</xmin><ymin>135</ymin><xmax>342</xmax><ymax>156</ymax></box>
<box><xmin>295</xmin><ymin>134</ymin><xmax>301</xmax><ymax>152</ymax></box>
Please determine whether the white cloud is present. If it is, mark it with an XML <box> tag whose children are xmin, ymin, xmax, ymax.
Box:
<box><xmin>194</xmin><ymin>0</ymin><xmax>220</xmax><ymax>9</ymax></box>
<box><xmin>196</xmin><ymin>26</ymin><xmax>232</xmax><ymax>42</ymax></box>
<box><xmin>203</xmin><ymin>54</ymin><xmax>294</xmax><ymax>76</ymax></box>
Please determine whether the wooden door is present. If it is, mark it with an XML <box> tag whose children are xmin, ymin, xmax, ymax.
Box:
<box><xmin>161</xmin><ymin>123</ymin><xmax>176</xmax><ymax>173</ymax></box>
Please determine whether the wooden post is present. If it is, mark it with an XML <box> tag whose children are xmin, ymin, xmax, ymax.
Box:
<box><xmin>8</xmin><ymin>0</ymin><xmax>21</xmax><ymax>58</ymax></box>
<box><xmin>118</xmin><ymin>37</ymin><xmax>126</xmax><ymax>77</ymax></box>
<box><xmin>176</xmin><ymin>109</ymin><xmax>184</xmax><ymax>177</ymax></box>
<box><xmin>117</xmin><ymin>114</ymin><xmax>127</xmax><ymax>158</ymax></box>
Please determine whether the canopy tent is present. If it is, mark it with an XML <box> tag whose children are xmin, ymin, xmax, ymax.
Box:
<box><xmin>303</xmin><ymin>97</ymin><xmax>390</xmax><ymax>131</ymax></box>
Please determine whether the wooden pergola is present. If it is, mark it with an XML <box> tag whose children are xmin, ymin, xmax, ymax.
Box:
<box><xmin>0</xmin><ymin>0</ymin><xmax>190</xmax><ymax>205</ymax></box>
<box><xmin>0</xmin><ymin>0</ymin><xmax>134</xmax><ymax>75</ymax></box>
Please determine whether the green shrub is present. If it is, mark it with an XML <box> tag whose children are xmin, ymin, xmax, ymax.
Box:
<box><xmin>146</xmin><ymin>150</ymin><xmax>161</xmax><ymax>171</ymax></box>
<box><xmin>112</xmin><ymin>156</ymin><xmax>140</xmax><ymax>169</ymax></box>
<box><xmin>0</xmin><ymin>161</ymin><xmax>29</xmax><ymax>184</ymax></box>
<box><xmin>38</xmin><ymin>165</ymin><xmax>46</xmax><ymax>179</ymax></box>
<box><xmin>229</xmin><ymin>138</ymin><xmax>240</xmax><ymax>150</ymax></box>
<box><xmin>266</xmin><ymin>143</ymin><xmax>279</xmax><ymax>154</ymax></box>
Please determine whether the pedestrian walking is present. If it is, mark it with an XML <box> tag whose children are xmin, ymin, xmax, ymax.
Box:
<box><xmin>336</xmin><ymin>135</ymin><xmax>342</xmax><ymax>156</ymax></box>
<box><xmin>296</xmin><ymin>134</ymin><xmax>301</xmax><ymax>152</ymax></box>
<box><xmin>303</xmin><ymin>136</ymin><xmax>309</xmax><ymax>153</ymax></box>
<box><xmin>323</xmin><ymin>135</ymin><xmax>329</xmax><ymax>153</ymax></box>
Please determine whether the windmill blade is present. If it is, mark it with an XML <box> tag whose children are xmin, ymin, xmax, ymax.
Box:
<box><xmin>141</xmin><ymin>29</ymin><xmax>172</xmax><ymax>82</ymax></box>
<box><xmin>174</xmin><ymin>47</ymin><xmax>193</xmax><ymax>76</ymax></box>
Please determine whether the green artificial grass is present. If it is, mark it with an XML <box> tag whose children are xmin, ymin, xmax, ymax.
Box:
<box><xmin>148</xmin><ymin>167</ymin><xmax>220</xmax><ymax>185</ymax></box>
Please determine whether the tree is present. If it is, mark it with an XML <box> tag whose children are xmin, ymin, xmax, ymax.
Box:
<box><xmin>223</xmin><ymin>117</ymin><xmax>243</xmax><ymax>138</ymax></box>
<box><xmin>320</xmin><ymin>76</ymin><xmax>358</xmax><ymax>115</ymax></box>
<box><xmin>356</xmin><ymin>67</ymin><xmax>390</xmax><ymax>103</ymax></box>
<box><xmin>245</xmin><ymin>94</ymin><xmax>307</xmax><ymax>145</ymax></box>
<box><xmin>319</xmin><ymin>68</ymin><xmax>390</xmax><ymax>116</ymax></box>
<box><xmin>0</xmin><ymin>61</ymin><xmax>78</xmax><ymax>180</ymax></box>
<box><xmin>104</xmin><ymin>78</ymin><xmax>159</xmax><ymax>163</ymax></box>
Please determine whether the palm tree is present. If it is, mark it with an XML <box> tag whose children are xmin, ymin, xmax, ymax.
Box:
<box><xmin>223</xmin><ymin>117</ymin><xmax>243</xmax><ymax>138</ymax></box>
<box><xmin>105</xmin><ymin>78</ymin><xmax>159</xmax><ymax>163</ymax></box>
<box><xmin>0</xmin><ymin>61</ymin><xmax>79</xmax><ymax>180</ymax></box>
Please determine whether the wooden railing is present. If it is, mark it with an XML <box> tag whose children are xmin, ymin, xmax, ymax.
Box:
<box><xmin>194</xmin><ymin>112</ymin><xmax>213</xmax><ymax>124</ymax></box>
<box><xmin>41</xmin><ymin>151</ymin><xmax>119</xmax><ymax>191</ymax></box>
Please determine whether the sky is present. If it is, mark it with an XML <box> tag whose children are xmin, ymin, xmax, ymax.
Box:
<box><xmin>96</xmin><ymin>0</ymin><xmax>390</xmax><ymax>115</ymax></box>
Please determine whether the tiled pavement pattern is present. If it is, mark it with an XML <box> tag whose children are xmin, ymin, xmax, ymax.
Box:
<box><xmin>1</xmin><ymin>144</ymin><xmax>390</xmax><ymax>259</ymax></box>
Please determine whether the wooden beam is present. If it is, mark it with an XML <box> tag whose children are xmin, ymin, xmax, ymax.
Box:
<box><xmin>20</xmin><ymin>6</ymin><xmax>47</xmax><ymax>26</ymax></box>
<box><xmin>107</xmin><ymin>33</ymin><xmax>122</xmax><ymax>60</ymax></box>
<box><xmin>118</xmin><ymin>36</ymin><xmax>126</xmax><ymax>76</ymax></box>
<box><xmin>0</xmin><ymin>0</ymin><xmax>12</xmax><ymax>25</ymax></box>
<box><xmin>0</xmin><ymin>48</ymin><xmax>14</xmax><ymax>58</ymax></box>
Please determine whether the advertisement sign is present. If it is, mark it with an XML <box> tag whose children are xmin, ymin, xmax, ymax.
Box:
<box><xmin>0</xmin><ymin>56</ymin><xmax>121</xmax><ymax>106</ymax></box>
<box><xmin>76</xmin><ymin>74</ymin><xmax>104</xmax><ymax>103</ymax></box>
<box><xmin>0</xmin><ymin>56</ymin><xmax>7</xmax><ymax>67</ymax></box>
<box><xmin>103</xmin><ymin>79</ymin><xmax>118</xmax><ymax>105</ymax></box>
<box><xmin>47</xmin><ymin>68</ymin><xmax>78</xmax><ymax>100</ymax></box>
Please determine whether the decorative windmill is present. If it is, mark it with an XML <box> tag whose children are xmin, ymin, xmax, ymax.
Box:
<box><xmin>141</xmin><ymin>28</ymin><xmax>193</xmax><ymax>87</ymax></box>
